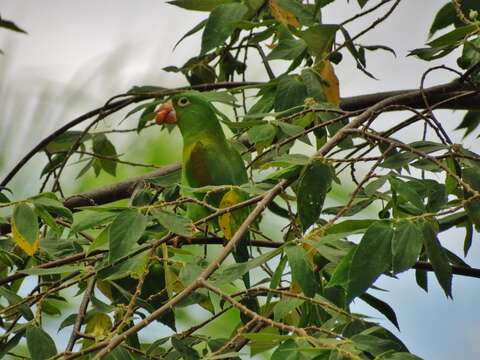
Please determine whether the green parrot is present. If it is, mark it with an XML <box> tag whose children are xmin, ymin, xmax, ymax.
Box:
<box><xmin>156</xmin><ymin>92</ymin><xmax>251</xmax><ymax>286</ymax></box>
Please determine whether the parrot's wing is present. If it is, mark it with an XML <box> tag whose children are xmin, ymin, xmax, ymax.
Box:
<box><xmin>184</xmin><ymin>140</ymin><xmax>247</xmax><ymax>188</ymax></box>
<box><xmin>182</xmin><ymin>140</ymin><xmax>243</xmax><ymax>221</ymax></box>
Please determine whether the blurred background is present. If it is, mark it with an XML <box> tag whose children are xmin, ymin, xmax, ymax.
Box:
<box><xmin>0</xmin><ymin>0</ymin><xmax>479</xmax><ymax>358</ymax></box>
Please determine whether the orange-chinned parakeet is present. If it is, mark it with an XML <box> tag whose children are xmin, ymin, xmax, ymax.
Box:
<box><xmin>156</xmin><ymin>93</ymin><xmax>251</xmax><ymax>285</ymax></box>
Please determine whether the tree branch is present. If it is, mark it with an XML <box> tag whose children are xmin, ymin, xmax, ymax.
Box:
<box><xmin>65</xmin><ymin>276</ymin><xmax>96</xmax><ymax>352</ymax></box>
<box><xmin>340</xmin><ymin>87</ymin><xmax>480</xmax><ymax>111</ymax></box>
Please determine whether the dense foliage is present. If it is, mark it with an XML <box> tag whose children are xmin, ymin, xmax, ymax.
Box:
<box><xmin>1</xmin><ymin>1</ymin><xmax>480</xmax><ymax>359</ymax></box>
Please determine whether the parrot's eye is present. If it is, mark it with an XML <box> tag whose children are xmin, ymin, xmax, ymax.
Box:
<box><xmin>177</xmin><ymin>97</ymin><xmax>190</xmax><ymax>107</ymax></box>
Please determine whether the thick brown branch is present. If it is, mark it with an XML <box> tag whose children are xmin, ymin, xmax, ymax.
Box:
<box><xmin>63</xmin><ymin>163</ymin><xmax>180</xmax><ymax>209</ymax></box>
<box><xmin>340</xmin><ymin>87</ymin><xmax>480</xmax><ymax>111</ymax></box>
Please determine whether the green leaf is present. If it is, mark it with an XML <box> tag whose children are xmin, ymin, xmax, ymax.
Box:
<box><xmin>260</xmin><ymin>153</ymin><xmax>309</xmax><ymax>169</ymax></box>
<box><xmin>392</xmin><ymin>221</ymin><xmax>423</xmax><ymax>274</ymax></box>
<box><xmin>248</xmin><ymin>123</ymin><xmax>277</xmax><ymax>144</ymax></box>
<box><xmin>360</xmin><ymin>293</ymin><xmax>399</xmax><ymax>330</ymax></box>
<box><xmin>268</xmin><ymin>37</ymin><xmax>307</xmax><ymax>61</ymax></box>
<box><xmin>267</xmin><ymin>255</ymin><xmax>288</xmax><ymax>305</ymax></box>
<box><xmin>275</xmin><ymin>121</ymin><xmax>305</xmax><ymax>137</ymax></box>
<box><xmin>0</xmin><ymin>332</ymin><xmax>24</xmax><ymax>359</ymax></box>
<box><xmin>464</xmin><ymin>221</ymin><xmax>473</xmax><ymax>256</ymax></box>
<box><xmin>276</xmin><ymin>0</ymin><xmax>316</xmax><ymax>26</ymax></box>
<box><xmin>201</xmin><ymin>3</ymin><xmax>248</xmax><ymax>54</ymax></box>
<box><xmin>409</xmin><ymin>45</ymin><xmax>455</xmax><ymax>61</ymax></box>
<box><xmin>364</xmin><ymin>176</ymin><xmax>387</xmax><ymax>196</ymax></box>
<box><xmin>201</xmin><ymin>90</ymin><xmax>237</xmax><ymax>104</ymax></box>
<box><xmin>174</xmin><ymin>19</ymin><xmax>208</xmax><ymax>50</ymax></box>
<box><xmin>382</xmin><ymin>141</ymin><xmax>447</xmax><ymax>169</ymax></box>
<box><xmin>421</xmin><ymin>221</ymin><xmax>452</xmax><ymax>297</ymax></box>
<box><xmin>463</xmin><ymin>166</ymin><xmax>480</xmax><ymax>228</ymax></box>
<box><xmin>285</xmin><ymin>244</ymin><xmax>317</xmax><ymax>297</ymax></box>
<box><xmin>12</xmin><ymin>203</ymin><xmax>40</xmax><ymax>256</ymax></box>
<box><xmin>323</xmin><ymin>199</ymin><xmax>373</xmax><ymax>217</ymax></box>
<box><xmin>362</xmin><ymin>44</ymin><xmax>397</xmax><ymax>57</ymax></box>
<box><xmin>410</xmin><ymin>158</ymin><xmax>443</xmax><ymax>172</ymax></box>
<box><xmin>297</xmin><ymin>159</ymin><xmax>333</xmax><ymax>230</ymax></box>
<box><xmin>93</xmin><ymin>134</ymin><xmax>117</xmax><ymax>176</ymax></box>
<box><xmin>429</xmin><ymin>3</ymin><xmax>456</xmax><ymax>37</ymax></box>
<box><xmin>456</xmin><ymin>110</ymin><xmax>480</xmax><ymax>138</ymax></box>
<box><xmin>425</xmin><ymin>181</ymin><xmax>447</xmax><ymax>212</ymax></box>
<box><xmin>213</xmin><ymin>247</ymin><xmax>283</xmax><ymax>285</ymax></box>
<box><xmin>146</xmin><ymin>169</ymin><xmax>181</xmax><ymax>188</ymax></box>
<box><xmin>389</xmin><ymin>178</ymin><xmax>425</xmax><ymax>211</ymax></box>
<box><xmin>458</xmin><ymin>37</ymin><xmax>480</xmax><ymax>69</ymax></box>
<box><xmin>381</xmin><ymin>152</ymin><xmax>417</xmax><ymax>169</ymax></box>
<box><xmin>381</xmin><ymin>353</ymin><xmax>423</xmax><ymax>360</ymax></box>
<box><xmin>445</xmin><ymin>156</ymin><xmax>460</xmax><ymax>194</ymax></box>
<box><xmin>351</xmin><ymin>334</ymin><xmax>402</xmax><ymax>356</ymax></box>
<box><xmin>248</xmin><ymin>87</ymin><xmax>275</xmax><ymax>115</ymax></box>
<box><xmin>19</xmin><ymin>265</ymin><xmax>80</xmax><ymax>276</ymax></box>
<box><xmin>249</xmin><ymin>328</ymin><xmax>283</xmax><ymax>356</ymax></box>
<box><xmin>271</xmin><ymin>339</ymin><xmax>301</xmax><ymax>360</ymax></box>
<box><xmin>171</xmin><ymin>336</ymin><xmax>200</xmax><ymax>360</ymax></box>
<box><xmin>137</xmin><ymin>104</ymin><xmax>156</xmax><ymax>133</ymax></box>
<box><xmin>0</xmin><ymin>287</ymin><xmax>34</xmax><ymax>320</ymax></box>
<box><xmin>328</xmin><ymin>246</ymin><xmax>357</xmax><ymax>289</ymax></box>
<box><xmin>72</xmin><ymin>210</ymin><xmax>117</xmax><ymax>232</ymax></box>
<box><xmin>416</xmin><ymin>267</ymin><xmax>428</xmax><ymax>292</ymax></box>
<box><xmin>41</xmin><ymin>300</ymin><xmax>62</xmax><ymax>316</ymax></box>
<box><xmin>26</xmin><ymin>326</ymin><xmax>57</xmax><ymax>360</ymax></box>
<box><xmin>153</xmin><ymin>210</ymin><xmax>194</xmax><ymax>237</ymax></box>
<box><xmin>301</xmin><ymin>68</ymin><xmax>327</xmax><ymax>102</ymax></box>
<box><xmin>123</xmin><ymin>99</ymin><xmax>163</xmax><ymax>120</ymax></box>
<box><xmin>40</xmin><ymin>153</ymin><xmax>67</xmax><ymax>177</ymax></box>
<box><xmin>274</xmin><ymin>75</ymin><xmax>308</xmax><ymax>112</ymax></box>
<box><xmin>347</xmin><ymin>221</ymin><xmax>393</xmax><ymax>302</ymax></box>
<box><xmin>428</xmin><ymin>24</ymin><xmax>477</xmax><ymax>48</ymax></box>
<box><xmin>109</xmin><ymin>209</ymin><xmax>147</xmax><ymax>263</ymax></box>
<box><xmin>357</xmin><ymin>0</ymin><xmax>370</xmax><ymax>8</ymax></box>
<box><xmin>88</xmin><ymin>226</ymin><xmax>110</xmax><ymax>253</ymax></box>
<box><xmin>326</xmin><ymin>219</ymin><xmax>374</xmax><ymax>234</ymax></box>
<box><xmin>0</xmin><ymin>196</ymin><xmax>9</xmax><ymax>208</ymax></box>
<box><xmin>274</xmin><ymin>297</ymin><xmax>304</xmax><ymax>321</ymax></box>
<box><xmin>300</xmin><ymin>24</ymin><xmax>338</xmax><ymax>57</ymax></box>
<box><xmin>168</xmin><ymin>0</ymin><xmax>235</xmax><ymax>11</ymax></box>
<box><xmin>31</xmin><ymin>194</ymin><xmax>73</xmax><ymax>222</ymax></box>
<box><xmin>0</xmin><ymin>18</ymin><xmax>27</xmax><ymax>34</ymax></box>
<box><xmin>45</xmin><ymin>131</ymin><xmax>90</xmax><ymax>153</ymax></box>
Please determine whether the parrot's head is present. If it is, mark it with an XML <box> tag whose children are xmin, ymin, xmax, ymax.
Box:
<box><xmin>155</xmin><ymin>93</ymin><xmax>223</xmax><ymax>138</ymax></box>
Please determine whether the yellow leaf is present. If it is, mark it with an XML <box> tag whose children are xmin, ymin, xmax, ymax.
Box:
<box><xmin>269</xmin><ymin>0</ymin><xmax>300</xmax><ymax>28</ymax></box>
<box><xmin>218</xmin><ymin>189</ymin><xmax>243</xmax><ymax>240</ymax></box>
<box><xmin>11</xmin><ymin>204</ymin><xmax>40</xmax><ymax>256</ymax></box>
<box><xmin>85</xmin><ymin>313</ymin><xmax>112</xmax><ymax>342</ymax></box>
<box><xmin>317</xmin><ymin>60</ymin><xmax>340</xmax><ymax>105</ymax></box>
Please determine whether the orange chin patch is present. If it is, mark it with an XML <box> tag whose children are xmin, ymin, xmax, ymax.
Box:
<box><xmin>155</xmin><ymin>100</ymin><xmax>177</xmax><ymax>125</ymax></box>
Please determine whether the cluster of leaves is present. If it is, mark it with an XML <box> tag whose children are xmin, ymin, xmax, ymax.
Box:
<box><xmin>41</xmin><ymin>131</ymin><xmax>119</xmax><ymax>180</ymax></box>
<box><xmin>1</xmin><ymin>1</ymin><xmax>480</xmax><ymax>359</ymax></box>
<box><xmin>410</xmin><ymin>1</ymin><xmax>480</xmax><ymax>139</ymax></box>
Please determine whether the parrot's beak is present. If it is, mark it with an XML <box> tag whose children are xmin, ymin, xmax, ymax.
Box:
<box><xmin>155</xmin><ymin>100</ymin><xmax>177</xmax><ymax>125</ymax></box>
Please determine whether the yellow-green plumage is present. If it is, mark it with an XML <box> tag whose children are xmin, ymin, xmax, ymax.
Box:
<box><xmin>170</xmin><ymin>93</ymin><xmax>251</xmax><ymax>285</ymax></box>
